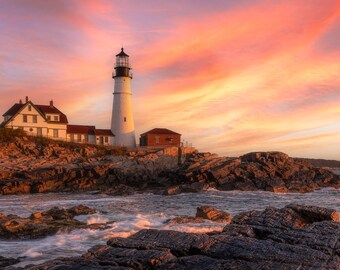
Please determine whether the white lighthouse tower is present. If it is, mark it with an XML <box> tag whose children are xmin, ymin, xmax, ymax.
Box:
<box><xmin>111</xmin><ymin>48</ymin><xmax>136</xmax><ymax>147</ymax></box>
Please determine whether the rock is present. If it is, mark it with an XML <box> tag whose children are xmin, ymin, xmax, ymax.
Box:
<box><xmin>68</xmin><ymin>204</ymin><xmax>97</xmax><ymax>216</ymax></box>
<box><xmin>231</xmin><ymin>204</ymin><xmax>340</xmax><ymax>229</ymax></box>
<box><xmin>0</xmin><ymin>135</ymin><xmax>339</xmax><ymax>196</ymax></box>
<box><xmin>165</xmin><ymin>151</ymin><xmax>340</xmax><ymax>194</ymax></box>
<box><xmin>0</xmin><ymin>205</ymin><xmax>99</xmax><ymax>239</ymax></box>
<box><xmin>287</xmin><ymin>203</ymin><xmax>340</xmax><ymax>222</ymax></box>
<box><xmin>183</xmin><ymin>182</ymin><xmax>210</xmax><ymax>193</ymax></box>
<box><xmin>85</xmin><ymin>245</ymin><xmax>176</xmax><ymax>269</ymax></box>
<box><xmin>100</xmin><ymin>184</ymin><xmax>136</xmax><ymax>196</ymax></box>
<box><xmin>107</xmin><ymin>229</ymin><xmax>211</xmax><ymax>257</ymax></box>
<box><xmin>163</xmin><ymin>186</ymin><xmax>181</xmax><ymax>195</ymax></box>
<box><xmin>42</xmin><ymin>207</ymin><xmax>74</xmax><ymax>220</ymax></box>
<box><xmin>159</xmin><ymin>255</ymin><xmax>247</xmax><ymax>270</ymax></box>
<box><xmin>163</xmin><ymin>182</ymin><xmax>210</xmax><ymax>196</ymax></box>
<box><xmin>31</xmin><ymin>212</ymin><xmax>42</xmax><ymax>219</ymax></box>
<box><xmin>0</xmin><ymin>256</ymin><xmax>20</xmax><ymax>268</ymax></box>
<box><xmin>21</xmin><ymin>204</ymin><xmax>340</xmax><ymax>269</ymax></box>
<box><xmin>164</xmin><ymin>216</ymin><xmax>205</xmax><ymax>224</ymax></box>
<box><xmin>41</xmin><ymin>205</ymin><xmax>97</xmax><ymax>220</ymax></box>
<box><xmin>23</xmin><ymin>257</ymin><xmax>130</xmax><ymax>269</ymax></box>
<box><xmin>196</xmin><ymin>206</ymin><xmax>232</xmax><ymax>223</ymax></box>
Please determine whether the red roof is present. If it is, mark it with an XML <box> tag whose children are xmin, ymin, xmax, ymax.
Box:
<box><xmin>141</xmin><ymin>128</ymin><xmax>181</xmax><ymax>136</ymax></box>
<box><xmin>35</xmin><ymin>105</ymin><xmax>68</xmax><ymax>124</ymax></box>
<box><xmin>67</xmin><ymin>125</ymin><xmax>95</xmax><ymax>135</ymax></box>
<box><xmin>2</xmin><ymin>102</ymin><xmax>68</xmax><ymax>124</ymax></box>
<box><xmin>94</xmin><ymin>129</ymin><xmax>114</xmax><ymax>136</ymax></box>
<box><xmin>3</xmin><ymin>103</ymin><xmax>24</xmax><ymax>117</ymax></box>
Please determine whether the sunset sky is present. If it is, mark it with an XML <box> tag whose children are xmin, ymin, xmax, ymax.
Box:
<box><xmin>1</xmin><ymin>0</ymin><xmax>340</xmax><ymax>159</ymax></box>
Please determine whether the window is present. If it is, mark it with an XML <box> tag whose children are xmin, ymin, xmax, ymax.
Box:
<box><xmin>77</xmin><ymin>134</ymin><xmax>81</xmax><ymax>142</ymax></box>
<box><xmin>155</xmin><ymin>136</ymin><xmax>160</xmax><ymax>144</ymax></box>
<box><xmin>28</xmin><ymin>105</ymin><xmax>32</xmax><ymax>111</ymax></box>
<box><xmin>124</xmin><ymin>117</ymin><xmax>126</xmax><ymax>122</ymax></box>
<box><xmin>33</xmin><ymin>115</ymin><xmax>37</xmax><ymax>123</ymax></box>
<box><xmin>47</xmin><ymin>115</ymin><xmax>51</xmax><ymax>121</ymax></box>
<box><xmin>70</xmin><ymin>134</ymin><xmax>74</xmax><ymax>142</ymax></box>
<box><xmin>53</xmin><ymin>129</ymin><xmax>58</xmax><ymax>138</ymax></box>
<box><xmin>37</xmin><ymin>128</ymin><xmax>42</xmax><ymax>136</ymax></box>
<box><xmin>84</xmin><ymin>134</ymin><xmax>88</xmax><ymax>143</ymax></box>
<box><xmin>23</xmin><ymin>115</ymin><xmax>27</xmax><ymax>122</ymax></box>
<box><xmin>54</xmin><ymin>115</ymin><xmax>59</xmax><ymax>121</ymax></box>
<box><xmin>104</xmin><ymin>136</ymin><xmax>108</xmax><ymax>143</ymax></box>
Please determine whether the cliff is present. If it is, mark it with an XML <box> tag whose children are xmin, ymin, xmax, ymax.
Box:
<box><xmin>0</xmin><ymin>133</ymin><xmax>184</xmax><ymax>195</ymax></box>
<box><xmin>0</xmin><ymin>130</ymin><xmax>339</xmax><ymax>195</ymax></box>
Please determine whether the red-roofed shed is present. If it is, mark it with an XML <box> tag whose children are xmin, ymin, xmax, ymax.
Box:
<box><xmin>140</xmin><ymin>128</ymin><xmax>181</xmax><ymax>147</ymax></box>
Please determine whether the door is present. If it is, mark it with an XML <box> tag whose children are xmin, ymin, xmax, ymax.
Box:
<box><xmin>37</xmin><ymin>128</ymin><xmax>42</xmax><ymax>137</ymax></box>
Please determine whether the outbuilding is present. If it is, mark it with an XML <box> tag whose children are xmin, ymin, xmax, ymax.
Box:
<box><xmin>140</xmin><ymin>128</ymin><xmax>181</xmax><ymax>147</ymax></box>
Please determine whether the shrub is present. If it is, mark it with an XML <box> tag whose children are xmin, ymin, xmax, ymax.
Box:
<box><xmin>0</xmin><ymin>128</ymin><xmax>26</xmax><ymax>142</ymax></box>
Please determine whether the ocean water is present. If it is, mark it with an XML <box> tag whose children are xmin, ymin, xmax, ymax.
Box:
<box><xmin>0</xmin><ymin>188</ymin><xmax>339</xmax><ymax>267</ymax></box>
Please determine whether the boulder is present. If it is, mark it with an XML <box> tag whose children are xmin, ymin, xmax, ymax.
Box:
<box><xmin>31</xmin><ymin>212</ymin><xmax>42</xmax><ymax>219</ymax></box>
<box><xmin>68</xmin><ymin>204</ymin><xmax>97</xmax><ymax>216</ymax></box>
<box><xmin>164</xmin><ymin>216</ymin><xmax>205</xmax><ymax>225</ymax></box>
<box><xmin>196</xmin><ymin>206</ymin><xmax>232</xmax><ymax>223</ymax></box>
<box><xmin>0</xmin><ymin>205</ymin><xmax>99</xmax><ymax>239</ymax></box>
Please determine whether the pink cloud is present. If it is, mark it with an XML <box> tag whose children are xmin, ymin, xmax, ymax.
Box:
<box><xmin>1</xmin><ymin>0</ymin><xmax>340</xmax><ymax>159</ymax></box>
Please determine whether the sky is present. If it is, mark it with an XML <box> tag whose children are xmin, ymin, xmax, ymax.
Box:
<box><xmin>0</xmin><ymin>0</ymin><xmax>340</xmax><ymax>159</ymax></box>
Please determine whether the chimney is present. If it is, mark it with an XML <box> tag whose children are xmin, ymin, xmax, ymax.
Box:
<box><xmin>19</xmin><ymin>99</ymin><xmax>22</xmax><ymax>104</ymax></box>
<box><xmin>50</xmin><ymin>100</ymin><xmax>54</xmax><ymax>107</ymax></box>
<box><xmin>25</xmin><ymin>96</ymin><xmax>29</xmax><ymax>103</ymax></box>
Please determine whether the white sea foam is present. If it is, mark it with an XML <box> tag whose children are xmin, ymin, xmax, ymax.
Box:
<box><xmin>86</xmin><ymin>215</ymin><xmax>110</xmax><ymax>225</ymax></box>
<box><xmin>21</xmin><ymin>249</ymin><xmax>43</xmax><ymax>258</ymax></box>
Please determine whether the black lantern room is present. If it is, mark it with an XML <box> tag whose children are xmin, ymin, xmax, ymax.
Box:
<box><xmin>113</xmin><ymin>48</ymin><xmax>132</xmax><ymax>78</ymax></box>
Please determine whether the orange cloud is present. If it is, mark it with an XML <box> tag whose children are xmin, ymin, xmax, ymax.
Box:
<box><xmin>1</xmin><ymin>0</ymin><xmax>340</xmax><ymax>159</ymax></box>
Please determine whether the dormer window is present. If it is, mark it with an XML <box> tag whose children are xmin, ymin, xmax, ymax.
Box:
<box><xmin>47</xmin><ymin>116</ymin><xmax>51</xmax><ymax>121</ymax></box>
<box><xmin>54</xmin><ymin>115</ymin><xmax>59</xmax><ymax>121</ymax></box>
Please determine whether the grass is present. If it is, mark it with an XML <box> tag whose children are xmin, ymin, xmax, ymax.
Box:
<box><xmin>0</xmin><ymin>128</ymin><xmax>26</xmax><ymax>142</ymax></box>
<box><xmin>0</xmin><ymin>128</ymin><xmax>127</xmax><ymax>156</ymax></box>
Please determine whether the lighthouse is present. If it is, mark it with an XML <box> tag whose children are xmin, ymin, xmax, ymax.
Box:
<box><xmin>111</xmin><ymin>48</ymin><xmax>136</xmax><ymax>147</ymax></box>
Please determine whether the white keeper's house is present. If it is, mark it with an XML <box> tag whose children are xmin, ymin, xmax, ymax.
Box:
<box><xmin>0</xmin><ymin>96</ymin><xmax>114</xmax><ymax>145</ymax></box>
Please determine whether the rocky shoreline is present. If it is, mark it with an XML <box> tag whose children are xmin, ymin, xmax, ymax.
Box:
<box><xmin>1</xmin><ymin>135</ymin><xmax>339</xmax><ymax>270</ymax></box>
<box><xmin>2</xmin><ymin>204</ymin><xmax>339</xmax><ymax>269</ymax></box>
<box><xmin>0</xmin><ymin>137</ymin><xmax>339</xmax><ymax>196</ymax></box>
